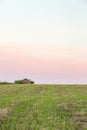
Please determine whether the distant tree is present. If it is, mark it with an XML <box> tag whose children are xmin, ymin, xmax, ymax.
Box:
<box><xmin>14</xmin><ymin>80</ymin><xmax>24</xmax><ymax>84</ymax></box>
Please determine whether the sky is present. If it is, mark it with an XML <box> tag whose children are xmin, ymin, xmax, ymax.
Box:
<box><xmin>0</xmin><ymin>0</ymin><xmax>87</xmax><ymax>84</ymax></box>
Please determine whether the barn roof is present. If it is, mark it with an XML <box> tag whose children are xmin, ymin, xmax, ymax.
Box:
<box><xmin>22</xmin><ymin>78</ymin><xmax>34</xmax><ymax>83</ymax></box>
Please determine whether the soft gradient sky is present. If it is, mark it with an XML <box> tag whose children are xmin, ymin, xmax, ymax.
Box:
<box><xmin>0</xmin><ymin>0</ymin><xmax>87</xmax><ymax>84</ymax></box>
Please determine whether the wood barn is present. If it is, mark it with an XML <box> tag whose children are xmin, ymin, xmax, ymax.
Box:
<box><xmin>22</xmin><ymin>79</ymin><xmax>34</xmax><ymax>84</ymax></box>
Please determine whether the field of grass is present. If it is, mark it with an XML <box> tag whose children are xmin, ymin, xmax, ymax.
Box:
<box><xmin>0</xmin><ymin>84</ymin><xmax>87</xmax><ymax>130</ymax></box>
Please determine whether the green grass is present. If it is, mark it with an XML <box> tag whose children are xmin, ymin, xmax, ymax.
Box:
<box><xmin>0</xmin><ymin>84</ymin><xmax>87</xmax><ymax>130</ymax></box>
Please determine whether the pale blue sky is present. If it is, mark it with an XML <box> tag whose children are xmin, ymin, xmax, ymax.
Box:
<box><xmin>0</xmin><ymin>0</ymin><xmax>87</xmax><ymax>47</ymax></box>
<box><xmin>0</xmin><ymin>0</ymin><xmax>87</xmax><ymax>83</ymax></box>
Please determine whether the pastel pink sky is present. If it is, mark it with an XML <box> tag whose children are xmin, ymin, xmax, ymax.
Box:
<box><xmin>0</xmin><ymin>44</ymin><xmax>87</xmax><ymax>84</ymax></box>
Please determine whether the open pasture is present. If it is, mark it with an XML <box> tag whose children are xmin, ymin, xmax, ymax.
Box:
<box><xmin>0</xmin><ymin>84</ymin><xmax>87</xmax><ymax>130</ymax></box>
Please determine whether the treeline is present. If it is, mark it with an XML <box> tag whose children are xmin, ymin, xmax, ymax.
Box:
<box><xmin>0</xmin><ymin>82</ymin><xmax>12</xmax><ymax>85</ymax></box>
<box><xmin>0</xmin><ymin>80</ymin><xmax>25</xmax><ymax>85</ymax></box>
<box><xmin>0</xmin><ymin>81</ymin><xmax>24</xmax><ymax>85</ymax></box>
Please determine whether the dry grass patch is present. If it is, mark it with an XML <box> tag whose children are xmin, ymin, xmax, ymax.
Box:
<box><xmin>72</xmin><ymin>111</ymin><xmax>87</xmax><ymax>130</ymax></box>
<box><xmin>0</xmin><ymin>109</ymin><xmax>10</xmax><ymax>122</ymax></box>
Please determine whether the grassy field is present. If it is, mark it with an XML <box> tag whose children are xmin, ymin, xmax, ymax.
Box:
<box><xmin>0</xmin><ymin>84</ymin><xmax>87</xmax><ymax>130</ymax></box>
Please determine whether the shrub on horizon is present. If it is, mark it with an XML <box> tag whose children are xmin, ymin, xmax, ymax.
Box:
<box><xmin>14</xmin><ymin>80</ymin><xmax>24</xmax><ymax>84</ymax></box>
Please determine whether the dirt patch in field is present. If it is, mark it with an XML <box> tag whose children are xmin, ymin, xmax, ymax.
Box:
<box><xmin>10</xmin><ymin>101</ymin><xmax>21</xmax><ymax>107</ymax></box>
<box><xmin>59</xmin><ymin>102</ymin><xmax>87</xmax><ymax>130</ymax></box>
<box><xmin>0</xmin><ymin>102</ymin><xmax>21</xmax><ymax>124</ymax></box>
<box><xmin>0</xmin><ymin>109</ymin><xmax>10</xmax><ymax>123</ymax></box>
<box><xmin>72</xmin><ymin>111</ymin><xmax>87</xmax><ymax>130</ymax></box>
